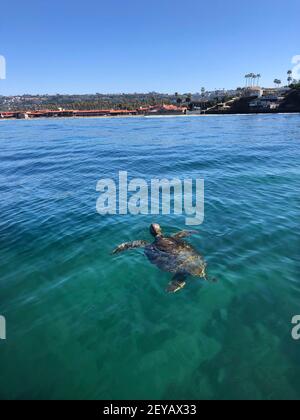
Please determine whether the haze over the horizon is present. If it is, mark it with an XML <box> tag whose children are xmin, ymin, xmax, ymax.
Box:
<box><xmin>1</xmin><ymin>0</ymin><xmax>300</xmax><ymax>96</ymax></box>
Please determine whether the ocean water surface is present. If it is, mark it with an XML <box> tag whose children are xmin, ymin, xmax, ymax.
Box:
<box><xmin>0</xmin><ymin>114</ymin><xmax>299</xmax><ymax>400</ymax></box>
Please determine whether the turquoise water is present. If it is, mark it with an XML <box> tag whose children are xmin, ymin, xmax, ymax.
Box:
<box><xmin>0</xmin><ymin>115</ymin><xmax>299</xmax><ymax>400</ymax></box>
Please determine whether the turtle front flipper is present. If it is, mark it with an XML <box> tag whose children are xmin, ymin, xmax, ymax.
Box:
<box><xmin>166</xmin><ymin>273</ymin><xmax>187</xmax><ymax>294</ymax></box>
<box><xmin>172</xmin><ymin>230</ymin><xmax>198</xmax><ymax>240</ymax></box>
<box><xmin>112</xmin><ymin>240</ymin><xmax>148</xmax><ymax>254</ymax></box>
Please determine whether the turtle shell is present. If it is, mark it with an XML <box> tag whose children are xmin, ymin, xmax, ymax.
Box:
<box><xmin>144</xmin><ymin>236</ymin><xmax>206</xmax><ymax>277</ymax></box>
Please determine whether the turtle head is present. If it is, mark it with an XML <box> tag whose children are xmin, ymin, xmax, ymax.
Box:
<box><xmin>150</xmin><ymin>223</ymin><xmax>163</xmax><ymax>237</ymax></box>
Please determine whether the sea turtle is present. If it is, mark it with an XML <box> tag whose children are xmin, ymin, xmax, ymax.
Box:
<box><xmin>113</xmin><ymin>223</ymin><xmax>214</xmax><ymax>293</ymax></box>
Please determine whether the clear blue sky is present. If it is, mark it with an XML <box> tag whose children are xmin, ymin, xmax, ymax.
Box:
<box><xmin>1</xmin><ymin>0</ymin><xmax>299</xmax><ymax>95</ymax></box>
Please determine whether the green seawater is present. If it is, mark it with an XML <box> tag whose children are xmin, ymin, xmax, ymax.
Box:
<box><xmin>0</xmin><ymin>115</ymin><xmax>299</xmax><ymax>400</ymax></box>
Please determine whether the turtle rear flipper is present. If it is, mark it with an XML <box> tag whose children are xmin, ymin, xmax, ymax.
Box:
<box><xmin>204</xmin><ymin>275</ymin><xmax>218</xmax><ymax>283</ymax></box>
<box><xmin>166</xmin><ymin>274</ymin><xmax>187</xmax><ymax>294</ymax></box>
<box><xmin>203</xmin><ymin>269</ymin><xmax>218</xmax><ymax>283</ymax></box>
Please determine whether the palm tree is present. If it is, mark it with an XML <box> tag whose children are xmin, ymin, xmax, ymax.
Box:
<box><xmin>249</xmin><ymin>73</ymin><xmax>252</xmax><ymax>87</ymax></box>
<box><xmin>287</xmin><ymin>70</ymin><xmax>292</xmax><ymax>86</ymax></box>
<box><xmin>274</xmin><ymin>79</ymin><xmax>281</xmax><ymax>88</ymax></box>
<box><xmin>246</xmin><ymin>74</ymin><xmax>251</xmax><ymax>87</ymax></box>
<box><xmin>245</xmin><ymin>74</ymin><xmax>251</xmax><ymax>87</ymax></box>
<box><xmin>256</xmin><ymin>74</ymin><xmax>261</xmax><ymax>86</ymax></box>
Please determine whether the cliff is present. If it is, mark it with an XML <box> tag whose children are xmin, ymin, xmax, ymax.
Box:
<box><xmin>205</xmin><ymin>89</ymin><xmax>300</xmax><ymax>115</ymax></box>
<box><xmin>278</xmin><ymin>89</ymin><xmax>300</xmax><ymax>113</ymax></box>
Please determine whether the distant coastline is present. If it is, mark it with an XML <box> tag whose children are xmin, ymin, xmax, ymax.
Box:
<box><xmin>1</xmin><ymin>86</ymin><xmax>300</xmax><ymax>120</ymax></box>
<box><xmin>1</xmin><ymin>112</ymin><xmax>300</xmax><ymax>122</ymax></box>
